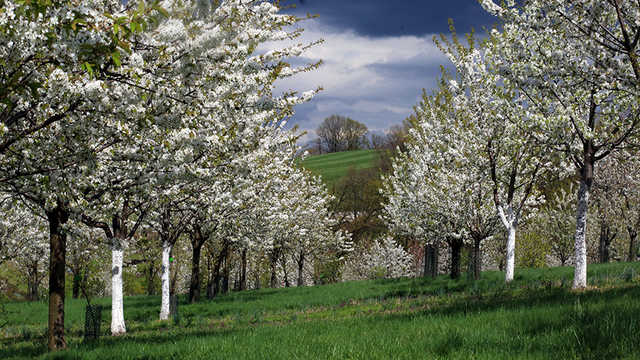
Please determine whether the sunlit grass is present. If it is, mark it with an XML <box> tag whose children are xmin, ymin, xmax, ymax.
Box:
<box><xmin>300</xmin><ymin>149</ymin><xmax>381</xmax><ymax>187</ymax></box>
<box><xmin>2</xmin><ymin>262</ymin><xmax>640</xmax><ymax>359</ymax></box>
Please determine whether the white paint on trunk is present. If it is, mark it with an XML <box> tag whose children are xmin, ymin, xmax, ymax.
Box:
<box><xmin>505</xmin><ymin>224</ymin><xmax>516</xmax><ymax>282</ymax></box>
<box><xmin>111</xmin><ymin>244</ymin><xmax>126</xmax><ymax>335</ymax></box>
<box><xmin>160</xmin><ymin>242</ymin><xmax>172</xmax><ymax>320</ymax></box>
<box><xmin>498</xmin><ymin>206</ymin><xmax>517</xmax><ymax>283</ymax></box>
<box><xmin>573</xmin><ymin>180</ymin><xmax>590</xmax><ymax>289</ymax></box>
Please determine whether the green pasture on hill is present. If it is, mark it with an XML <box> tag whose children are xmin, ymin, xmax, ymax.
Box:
<box><xmin>300</xmin><ymin>149</ymin><xmax>381</xmax><ymax>187</ymax></box>
<box><xmin>3</xmin><ymin>262</ymin><xmax>640</xmax><ymax>359</ymax></box>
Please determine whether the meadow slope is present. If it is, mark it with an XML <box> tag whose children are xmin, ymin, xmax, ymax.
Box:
<box><xmin>300</xmin><ymin>150</ymin><xmax>381</xmax><ymax>187</ymax></box>
<box><xmin>2</xmin><ymin>262</ymin><xmax>640</xmax><ymax>359</ymax></box>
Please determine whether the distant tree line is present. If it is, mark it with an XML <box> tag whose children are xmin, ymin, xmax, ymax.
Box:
<box><xmin>307</xmin><ymin>115</ymin><xmax>412</xmax><ymax>155</ymax></box>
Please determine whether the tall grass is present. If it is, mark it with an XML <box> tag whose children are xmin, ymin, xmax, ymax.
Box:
<box><xmin>2</xmin><ymin>262</ymin><xmax>640</xmax><ymax>359</ymax></box>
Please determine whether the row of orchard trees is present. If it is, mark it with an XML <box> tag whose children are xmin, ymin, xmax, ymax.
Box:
<box><xmin>0</xmin><ymin>0</ymin><xmax>348</xmax><ymax>351</ymax></box>
<box><xmin>383</xmin><ymin>0</ymin><xmax>640</xmax><ymax>286</ymax></box>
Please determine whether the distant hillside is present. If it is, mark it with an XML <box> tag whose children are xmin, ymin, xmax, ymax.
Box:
<box><xmin>300</xmin><ymin>149</ymin><xmax>381</xmax><ymax>187</ymax></box>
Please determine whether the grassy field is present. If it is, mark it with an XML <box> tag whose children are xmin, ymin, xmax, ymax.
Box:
<box><xmin>300</xmin><ymin>149</ymin><xmax>381</xmax><ymax>187</ymax></box>
<box><xmin>2</xmin><ymin>262</ymin><xmax>640</xmax><ymax>359</ymax></box>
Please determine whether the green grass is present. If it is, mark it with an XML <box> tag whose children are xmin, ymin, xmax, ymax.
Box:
<box><xmin>300</xmin><ymin>149</ymin><xmax>381</xmax><ymax>187</ymax></box>
<box><xmin>2</xmin><ymin>262</ymin><xmax>640</xmax><ymax>359</ymax></box>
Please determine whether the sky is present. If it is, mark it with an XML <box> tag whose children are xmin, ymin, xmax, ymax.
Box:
<box><xmin>271</xmin><ymin>0</ymin><xmax>497</xmax><ymax>145</ymax></box>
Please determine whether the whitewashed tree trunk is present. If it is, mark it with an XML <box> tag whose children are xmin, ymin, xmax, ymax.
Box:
<box><xmin>498</xmin><ymin>206</ymin><xmax>517</xmax><ymax>283</ymax></box>
<box><xmin>505</xmin><ymin>224</ymin><xmax>516</xmax><ymax>282</ymax></box>
<box><xmin>573</xmin><ymin>180</ymin><xmax>590</xmax><ymax>289</ymax></box>
<box><xmin>159</xmin><ymin>242</ymin><xmax>172</xmax><ymax>320</ymax></box>
<box><xmin>111</xmin><ymin>242</ymin><xmax>126</xmax><ymax>335</ymax></box>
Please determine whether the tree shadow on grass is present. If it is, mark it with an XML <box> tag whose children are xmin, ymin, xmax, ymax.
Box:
<box><xmin>380</xmin><ymin>284</ymin><xmax>640</xmax><ymax>359</ymax></box>
<box><xmin>0</xmin><ymin>326</ymin><xmax>243</xmax><ymax>359</ymax></box>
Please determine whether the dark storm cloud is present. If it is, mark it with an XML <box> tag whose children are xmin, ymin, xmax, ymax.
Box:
<box><xmin>283</xmin><ymin>0</ymin><xmax>497</xmax><ymax>37</ymax></box>
<box><xmin>270</xmin><ymin>1</ymin><xmax>496</xmax><ymax>143</ymax></box>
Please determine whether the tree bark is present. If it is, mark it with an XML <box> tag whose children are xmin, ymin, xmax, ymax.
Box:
<box><xmin>505</xmin><ymin>222</ymin><xmax>516</xmax><ymax>282</ymax></box>
<box><xmin>627</xmin><ymin>226</ymin><xmax>637</xmax><ymax>262</ymax></box>
<box><xmin>297</xmin><ymin>253</ymin><xmax>305</xmax><ymax>287</ymax></box>
<box><xmin>240</xmin><ymin>249</ymin><xmax>247</xmax><ymax>291</ymax></box>
<box><xmin>472</xmin><ymin>237</ymin><xmax>482</xmax><ymax>280</ymax></box>
<box><xmin>282</xmin><ymin>257</ymin><xmax>290</xmax><ymax>288</ymax></box>
<box><xmin>28</xmin><ymin>261</ymin><xmax>40</xmax><ymax>301</ymax></box>
<box><xmin>254</xmin><ymin>271</ymin><xmax>261</xmax><ymax>290</ymax></box>
<box><xmin>212</xmin><ymin>270</ymin><xmax>221</xmax><ymax>298</ymax></box>
<box><xmin>146</xmin><ymin>261</ymin><xmax>156</xmax><ymax>296</ymax></box>
<box><xmin>270</xmin><ymin>251</ymin><xmax>279</xmax><ymax>288</ymax></box>
<box><xmin>496</xmin><ymin>204</ymin><xmax>519</xmax><ymax>283</ymax></box>
<box><xmin>424</xmin><ymin>243</ymin><xmax>438</xmax><ymax>278</ymax></box>
<box><xmin>111</xmin><ymin>242</ymin><xmax>126</xmax><ymax>334</ymax></box>
<box><xmin>598</xmin><ymin>221</ymin><xmax>615</xmax><ymax>263</ymax></box>
<box><xmin>189</xmin><ymin>243</ymin><xmax>202</xmax><ymax>303</ymax></box>
<box><xmin>423</xmin><ymin>243</ymin><xmax>428</xmax><ymax>277</ymax></box>
<box><xmin>222</xmin><ymin>248</ymin><xmax>230</xmax><ymax>294</ymax></box>
<box><xmin>72</xmin><ymin>272</ymin><xmax>81</xmax><ymax>299</ymax></box>
<box><xmin>270</xmin><ymin>261</ymin><xmax>278</xmax><ymax>288</ymax></box>
<box><xmin>159</xmin><ymin>242</ymin><xmax>172</xmax><ymax>320</ymax></box>
<box><xmin>109</xmin><ymin>211</ymin><xmax>129</xmax><ymax>336</ymax></box>
<box><xmin>207</xmin><ymin>256</ymin><xmax>221</xmax><ymax>299</ymax></box>
<box><xmin>47</xmin><ymin>205</ymin><xmax>68</xmax><ymax>351</ymax></box>
<box><xmin>573</xmin><ymin>177</ymin><xmax>592</xmax><ymax>289</ymax></box>
<box><xmin>449</xmin><ymin>239</ymin><xmax>462</xmax><ymax>279</ymax></box>
<box><xmin>188</xmin><ymin>229</ymin><xmax>206</xmax><ymax>303</ymax></box>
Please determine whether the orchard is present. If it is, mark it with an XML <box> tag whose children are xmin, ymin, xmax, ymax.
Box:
<box><xmin>1</xmin><ymin>0</ymin><xmax>640</xmax><ymax>358</ymax></box>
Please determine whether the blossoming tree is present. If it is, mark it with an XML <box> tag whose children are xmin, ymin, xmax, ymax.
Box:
<box><xmin>480</xmin><ymin>0</ymin><xmax>640</xmax><ymax>288</ymax></box>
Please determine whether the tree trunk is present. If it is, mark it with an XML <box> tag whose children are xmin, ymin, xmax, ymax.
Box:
<box><xmin>270</xmin><ymin>252</ymin><xmax>278</xmax><ymax>288</ymax></box>
<box><xmin>297</xmin><ymin>254</ymin><xmax>305</xmax><ymax>287</ymax></box>
<box><xmin>497</xmin><ymin>206</ymin><xmax>518</xmax><ymax>283</ymax></box>
<box><xmin>627</xmin><ymin>226</ymin><xmax>637</xmax><ymax>262</ymax></box>
<box><xmin>108</xmin><ymin>210</ymin><xmax>131</xmax><ymax>336</ymax></box>
<box><xmin>28</xmin><ymin>261</ymin><xmax>40</xmax><ymax>301</ymax></box>
<box><xmin>207</xmin><ymin>253</ymin><xmax>216</xmax><ymax>300</ymax></box>
<box><xmin>573</xmin><ymin>172</ymin><xmax>592</xmax><ymax>289</ymax></box>
<box><xmin>424</xmin><ymin>243</ymin><xmax>438</xmax><ymax>278</ymax></box>
<box><xmin>189</xmin><ymin>240</ymin><xmax>203</xmax><ymax>303</ymax></box>
<box><xmin>206</xmin><ymin>271</ymin><xmax>216</xmax><ymax>299</ymax></box>
<box><xmin>270</xmin><ymin>261</ymin><xmax>278</xmax><ymax>288</ymax></box>
<box><xmin>213</xmin><ymin>273</ymin><xmax>221</xmax><ymax>298</ymax></box>
<box><xmin>240</xmin><ymin>249</ymin><xmax>247</xmax><ymax>291</ymax></box>
<box><xmin>72</xmin><ymin>271</ymin><xmax>81</xmax><ymax>299</ymax></box>
<box><xmin>473</xmin><ymin>238</ymin><xmax>482</xmax><ymax>280</ymax></box>
<box><xmin>599</xmin><ymin>222</ymin><xmax>613</xmax><ymax>263</ymax></box>
<box><xmin>282</xmin><ymin>257</ymin><xmax>290</xmax><ymax>288</ymax></box>
<box><xmin>233</xmin><ymin>269</ymin><xmax>240</xmax><ymax>291</ymax></box>
<box><xmin>423</xmin><ymin>243</ymin><xmax>428</xmax><ymax>277</ymax></box>
<box><xmin>207</xmin><ymin>257</ymin><xmax>221</xmax><ymax>299</ymax></box>
<box><xmin>111</xmin><ymin>242</ymin><xmax>126</xmax><ymax>334</ymax></box>
<box><xmin>222</xmin><ymin>249</ymin><xmax>230</xmax><ymax>294</ymax></box>
<box><xmin>206</xmin><ymin>280</ymin><xmax>214</xmax><ymax>299</ymax></box>
<box><xmin>505</xmin><ymin>223</ymin><xmax>516</xmax><ymax>282</ymax></box>
<box><xmin>170</xmin><ymin>257</ymin><xmax>178</xmax><ymax>296</ymax></box>
<box><xmin>47</xmin><ymin>205</ymin><xmax>68</xmax><ymax>351</ymax></box>
<box><xmin>450</xmin><ymin>239</ymin><xmax>462</xmax><ymax>279</ymax></box>
<box><xmin>146</xmin><ymin>262</ymin><xmax>155</xmax><ymax>296</ymax></box>
<box><xmin>160</xmin><ymin>242</ymin><xmax>172</xmax><ymax>320</ymax></box>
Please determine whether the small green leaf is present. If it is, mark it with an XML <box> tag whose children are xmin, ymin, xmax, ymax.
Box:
<box><xmin>83</xmin><ymin>62</ymin><xmax>94</xmax><ymax>77</ymax></box>
<box><xmin>154</xmin><ymin>4</ymin><xmax>169</xmax><ymax>18</ymax></box>
<box><xmin>111</xmin><ymin>51</ymin><xmax>121</xmax><ymax>67</ymax></box>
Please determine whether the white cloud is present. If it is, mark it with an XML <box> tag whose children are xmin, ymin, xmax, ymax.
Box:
<box><xmin>261</xmin><ymin>19</ymin><xmax>450</xmax><ymax>143</ymax></box>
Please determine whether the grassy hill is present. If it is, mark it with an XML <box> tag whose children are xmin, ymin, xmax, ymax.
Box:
<box><xmin>300</xmin><ymin>149</ymin><xmax>381</xmax><ymax>187</ymax></box>
<box><xmin>3</xmin><ymin>262</ymin><xmax>640</xmax><ymax>359</ymax></box>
